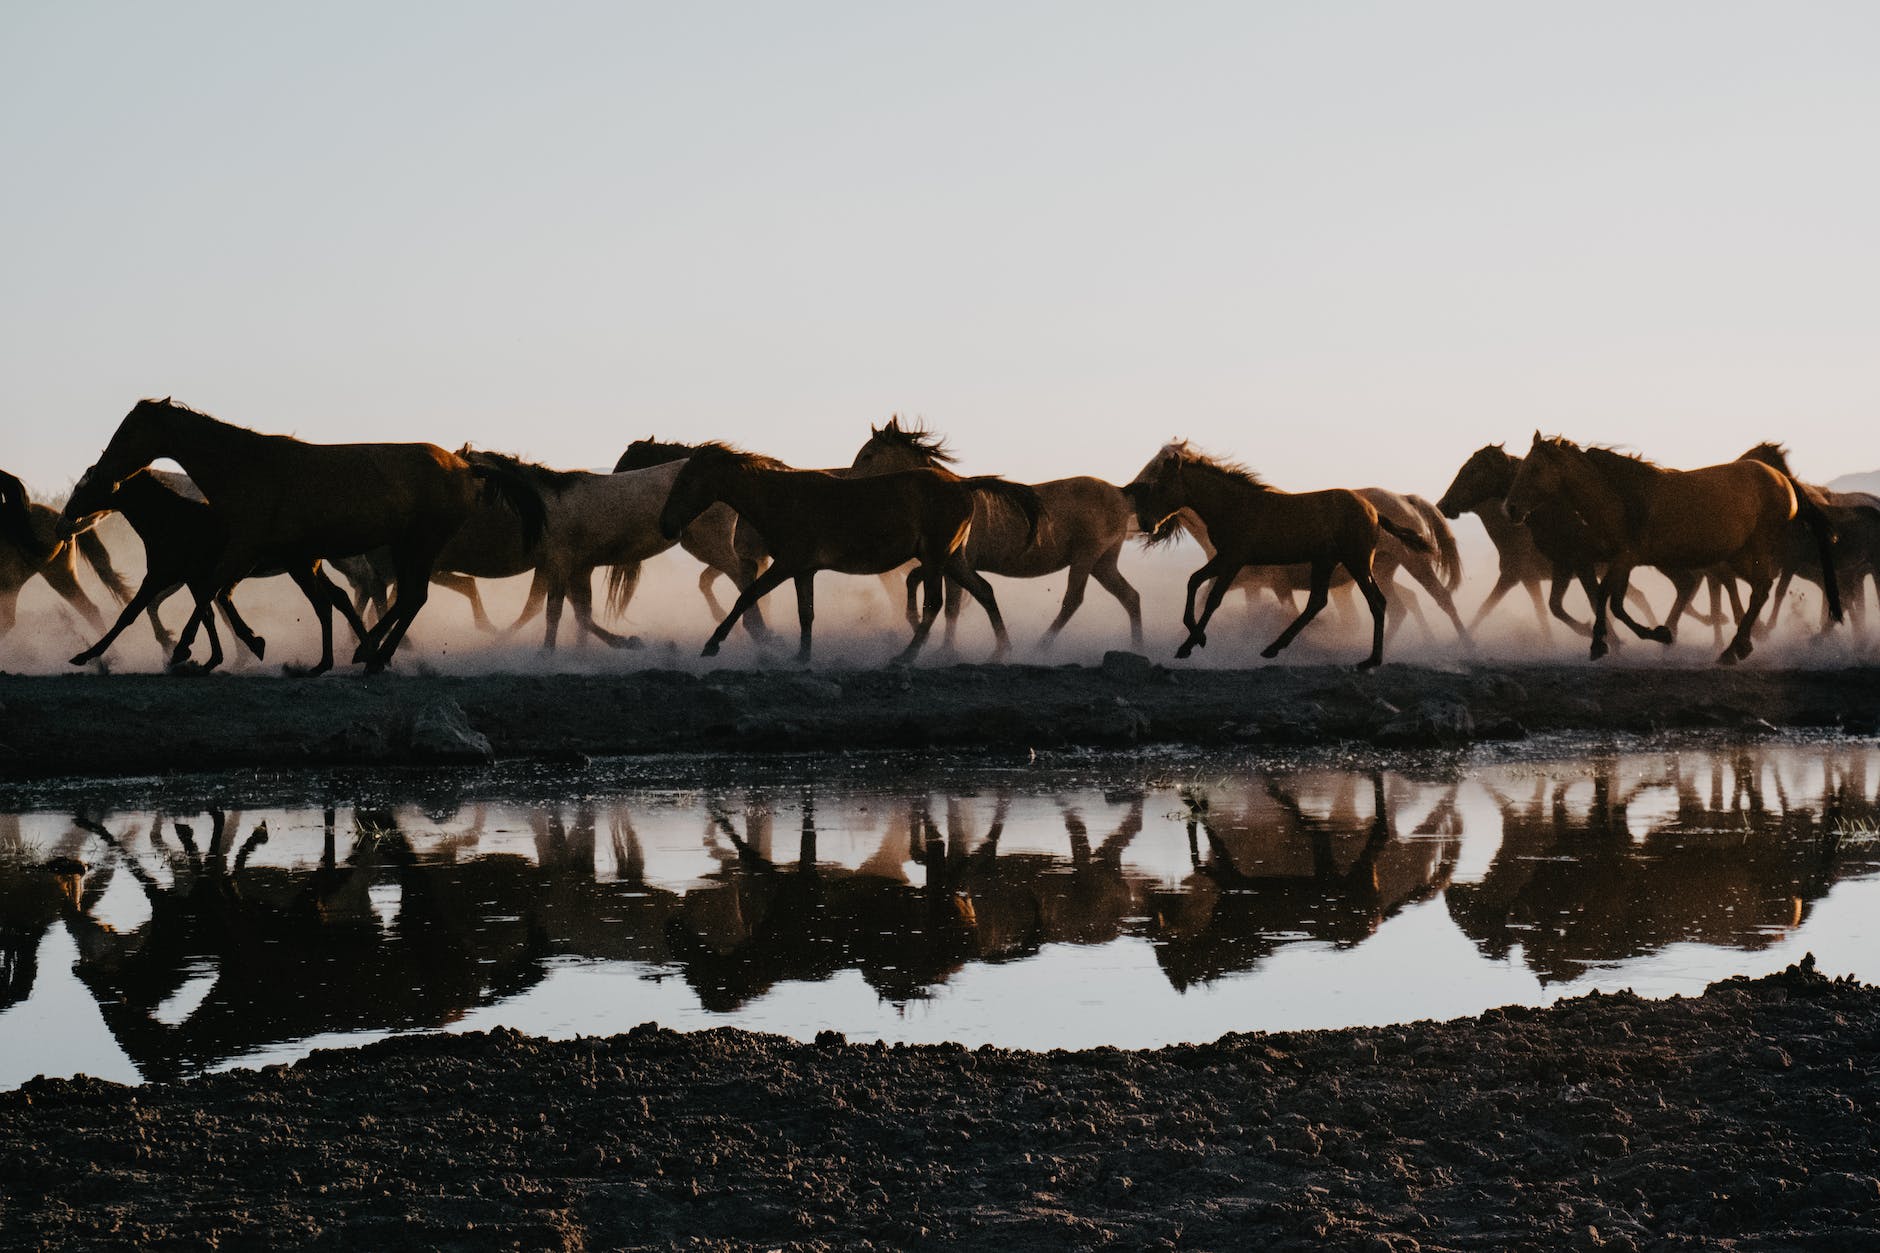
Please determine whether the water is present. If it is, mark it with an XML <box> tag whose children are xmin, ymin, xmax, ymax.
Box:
<box><xmin>3</xmin><ymin>741</ymin><xmax>1879</xmax><ymax>1087</ymax></box>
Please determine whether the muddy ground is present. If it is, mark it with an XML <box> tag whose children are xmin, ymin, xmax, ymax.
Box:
<box><xmin>3</xmin><ymin>659</ymin><xmax>1879</xmax><ymax>779</ymax></box>
<box><xmin>0</xmin><ymin>959</ymin><xmax>1872</xmax><ymax>1250</ymax></box>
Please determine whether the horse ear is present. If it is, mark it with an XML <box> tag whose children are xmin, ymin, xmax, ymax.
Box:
<box><xmin>160</xmin><ymin>395</ymin><xmax>172</xmax><ymax>405</ymax></box>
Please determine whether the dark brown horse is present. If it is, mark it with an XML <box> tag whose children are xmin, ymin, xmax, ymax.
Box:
<box><xmin>0</xmin><ymin>470</ymin><xmax>131</xmax><ymax>645</ymax></box>
<box><xmin>1125</xmin><ymin>442</ymin><xmax>1431</xmax><ymax>669</ymax></box>
<box><xmin>59</xmin><ymin>399</ymin><xmax>546</xmax><ymax>673</ymax></box>
<box><xmin>615</xmin><ymin>438</ymin><xmax>770</xmax><ymax>635</ymax></box>
<box><xmin>656</xmin><ymin>444</ymin><xmax>1040</xmax><ymax>663</ymax></box>
<box><xmin>63</xmin><ymin>470</ymin><xmax>370</xmax><ymax>672</ymax></box>
<box><xmin>1504</xmin><ymin>434</ymin><xmax>1839</xmax><ymax>664</ymax></box>
<box><xmin>1738</xmin><ymin>443</ymin><xmax>1880</xmax><ymax>638</ymax></box>
<box><xmin>1436</xmin><ymin>443</ymin><xmax>1669</xmax><ymax>639</ymax></box>
<box><xmin>847</xmin><ymin>419</ymin><xmax>1143</xmax><ymax>648</ymax></box>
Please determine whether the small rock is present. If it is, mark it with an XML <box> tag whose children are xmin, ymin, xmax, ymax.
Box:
<box><xmin>407</xmin><ymin>700</ymin><xmax>494</xmax><ymax>764</ymax></box>
<box><xmin>1099</xmin><ymin>650</ymin><xmax>1156</xmax><ymax>683</ymax></box>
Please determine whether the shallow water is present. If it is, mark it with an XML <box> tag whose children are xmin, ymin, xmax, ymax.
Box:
<box><xmin>3</xmin><ymin>741</ymin><xmax>1879</xmax><ymax>1087</ymax></box>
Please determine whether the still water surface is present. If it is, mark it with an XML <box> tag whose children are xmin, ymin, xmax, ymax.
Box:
<box><xmin>3</xmin><ymin>743</ymin><xmax>1879</xmax><ymax>1086</ymax></box>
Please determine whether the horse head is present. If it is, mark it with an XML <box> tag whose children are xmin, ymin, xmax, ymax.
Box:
<box><xmin>60</xmin><ymin>398</ymin><xmax>177</xmax><ymax>538</ymax></box>
<box><xmin>658</xmin><ymin>444</ymin><xmax>742</xmax><ymax>540</ymax></box>
<box><xmin>1123</xmin><ymin>443</ymin><xmax>1191</xmax><ymax>537</ymax></box>
<box><xmin>1436</xmin><ymin>444</ymin><xmax>1516</xmax><ymax>519</ymax></box>
<box><xmin>1503</xmin><ymin>433</ymin><xmax>1577</xmax><ymax>525</ymax></box>
<box><xmin>850</xmin><ymin>417</ymin><xmax>953</xmax><ymax>474</ymax></box>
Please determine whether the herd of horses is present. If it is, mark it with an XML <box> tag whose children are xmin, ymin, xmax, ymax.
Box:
<box><xmin>3</xmin><ymin>397</ymin><xmax>1876</xmax><ymax>674</ymax></box>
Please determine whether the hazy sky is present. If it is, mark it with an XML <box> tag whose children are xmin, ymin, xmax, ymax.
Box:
<box><xmin>5</xmin><ymin>2</ymin><xmax>1877</xmax><ymax>496</ymax></box>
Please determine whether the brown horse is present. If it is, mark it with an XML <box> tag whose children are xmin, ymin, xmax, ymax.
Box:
<box><xmin>59</xmin><ymin>399</ymin><xmax>546</xmax><ymax>674</ymax></box>
<box><xmin>63</xmin><ymin>469</ymin><xmax>369</xmax><ymax>672</ymax></box>
<box><xmin>1168</xmin><ymin>487</ymin><xmax>1464</xmax><ymax>645</ymax></box>
<box><xmin>613</xmin><ymin>438</ymin><xmax>770</xmax><ymax>637</ymax></box>
<box><xmin>1738</xmin><ymin>443</ymin><xmax>1880</xmax><ymax>638</ymax></box>
<box><xmin>1503</xmin><ymin>433</ymin><xmax>1839</xmax><ymax>664</ymax></box>
<box><xmin>1436</xmin><ymin>443</ymin><xmax>1671</xmax><ymax>639</ymax></box>
<box><xmin>1125</xmin><ymin>442</ymin><xmax>1431</xmax><ymax>669</ymax></box>
<box><xmin>656</xmin><ymin>444</ymin><xmax>1041</xmax><ymax>663</ymax></box>
<box><xmin>0</xmin><ymin>471</ymin><xmax>131</xmax><ymax>644</ymax></box>
<box><xmin>846</xmin><ymin>419</ymin><xmax>1143</xmax><ymax>648</ymax></box>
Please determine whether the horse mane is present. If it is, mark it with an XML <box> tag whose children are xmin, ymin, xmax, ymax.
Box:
<box><xmin>134</xmin><ymin>396</ymin><xmax>258</xmax><ymax>432</ymax></box>
<box><xmin>616</xmin><ymin>437</ymin><xmax>704</xmax><ymax>470</ymax></box>
<box><xmin>681</xmin><ymin>441</ymin><xmax>792</xmax><ymax>473</ymax></box>
<box><xmin>1740</xmin><ymin>442</ymin><xmax>1793</xmax><ymax>475</ymax></box>
<box><xmin>1156</xmin><ymin>440</ymin><xmax>1271</xmax><ymax>492</ymax></box>
<box><xmin>457</xmin><ymin>447</ymin><xmax>588</xmax><ymax>492</ymax></box>
<box><xmin>868</xmin><ymin>416</ymin><xmax>957</xmax><ymax>465</ymax></box>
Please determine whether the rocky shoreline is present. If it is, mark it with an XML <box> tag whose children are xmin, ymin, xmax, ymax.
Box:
<box><xmin>3</xmin><ymin>659</ymin><xmax>1878</xmax><ymax>779</ymax></box>
<box><xmin>0</xmin><ymin>960</ymin><xmax>1873</xmax><ymax>1250</ymax></box>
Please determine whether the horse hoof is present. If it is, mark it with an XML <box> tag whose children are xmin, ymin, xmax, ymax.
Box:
<box><xmin>1647</xmin><ymin>627</ymin><xmax>1674</xmax><ymax>645</ymax></box>
<box><xmin>700</xmin><ymin>641</ymin><xmax>721</xmax><ymax>658</ymax></box>
<box><xmin>1258</xmin><ymin>645</ymin><xmax>1282</xmax><ymax>660</ymax></box>
<box><xmin>1174</xmin><ymin>643</ymin><xmax>1195</xmax><ymax>660</ymax></box>
<box><xmin>1589</xmin><ymin>638</ymin><xmax>1610</xmax><ymax>661</ymax></box>
<box><xmin>253</xmin><ymin>639</ymin><xmax>267</xmax><ymax>660</ymax></box>
<box><xmin>68</xmin><ymin>652</ymin><xmax>93</xmax><ymax>667</ymax></box>
<box><xmin>1355</xmin><ymin>657</ymin><xmax>1382</xmax><ymax>671</ymax></box>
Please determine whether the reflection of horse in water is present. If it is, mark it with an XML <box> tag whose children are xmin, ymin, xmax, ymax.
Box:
<box><xmin>54</xmin><ymin>803</ymin><xmax>678</xmax><ymax>1082</ymax></box>
<box><xmin>0</xmin><ymin>815</ymin><xmax>96</xmax><ymax>1014</ymax></box>
<box><xmin>1446</xmin><ymin>752</ymin><xmax>1880</xmax><ymax>984</ymax></box>
<box><xmin>664</xmin><ymin>789</ymin><xmax>1153</xmax><ymax>1009</ymax></box>
<box><xmin>1149</xmin><ymin>772</ymin><xmax>1461</xmax><ymax>989</ymax></box>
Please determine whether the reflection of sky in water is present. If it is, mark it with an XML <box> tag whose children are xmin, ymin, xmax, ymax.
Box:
<box><xmin>3</xmin><ymin>743</ymin><xmax>1879</xmax><ymax>1087</ymax></box>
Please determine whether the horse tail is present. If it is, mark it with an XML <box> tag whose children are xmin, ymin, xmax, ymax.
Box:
<box><xmin>605</xmin><ymin>561</ymin><xmax>644</xmax><ymax>622</ymax></box>
<box><xmin>0</xmin><ymin>471</ymin><xmax>43</xmax><ymax>558</ymax></box>
<box><xmin>1409</xmin><ymin>495</ymin><xmax>1463</xmax><ymax>589</ymax></box>
<box><xmin>74</xmin><ymin>526</ymin><xmax>135</xmax><ymax>606</ymax></box>
<box><xmin>1786</xmin><ymin>473</ymin><xmax>1843</xmax><ymax>623</ymax></box>
<box><xmin>962</xmin><ymin>477</ymin><xmax>1043</xmax><ymax>545</ymax></box>
<box><xmin>472</xmin><ymin>463</ymin><xmax>549</xmax><ymax>550</ymax></box>
<box><xmin>1378</xmin><ymin>515</ymin><xmax>1435</xmax><ymax>554</ymax></box>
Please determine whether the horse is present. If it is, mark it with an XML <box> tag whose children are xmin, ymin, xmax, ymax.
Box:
<box><xmin>656</xmin><ymin>443</ymin><xmax>1041</xmax><ymax>663</ymax></box>
<box><xmin>846</xmin><ymin>418</ymin><xmax>1143</xmax><ymax>649</ymax></box>
<box><xmin>1124</xmin><ymin>442</ymin><xmax>1432</xmax><ymax>669</ymax></box>
<box><xmin>1436</xmin><ymin>443</ymin><xmax>1672</xmax><ymax>639</ymax></box>
<box><xmin>1738</xmin><ymin>443</ymin><xmax>1880</xmax><ymax>639</ymax></box>
<box><xmin>1503</xmin><ymin>433</ymin><xmax>1839</xmax><ymax>664</ymax></box>
<box><xmin>457</xmin><ymin>450</ymin><xmax>687</xmax><ymax>649</ymax></box>
<box><xmin>62</xmin><ymin>469</ymin><xmax>372</xmax><ymax>672</ymax></box>
<box><xmin>1163</xmin><ymin>487</ymin><xmax>1465</xmax><ymax>646</ymax></box>
<box><xmin>613</xmin><ymin>438</ymin><xmax>770</xmax><ymax>638</ymax></box>
<box><xmin>0</xmin><ymin>470</ymin><xmax>132</xmax><ymax>645</ymax></box>
<box><xmin>58</xmin><ymin>398</ymin><xmax>546</xmax><ymax>674</ymax></box>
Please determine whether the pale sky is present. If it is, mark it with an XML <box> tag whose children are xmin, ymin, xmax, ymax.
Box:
<box><xmin>5</xmin><ymin>2</ymin><xmax>1878</xmax><ymax>497</ymax></box>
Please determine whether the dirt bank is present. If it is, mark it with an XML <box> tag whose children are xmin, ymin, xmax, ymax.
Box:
<box><xmin>2</xmin><ymin>659</ymin><xmax>1879</xmax><ymax>779</ymax></box>
<box><xmin>0</xmin><ymin>959</ymin><xmax>1873</xmax><ymax>1250</ymax></box>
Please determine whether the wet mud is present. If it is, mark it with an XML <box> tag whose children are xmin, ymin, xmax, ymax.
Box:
<box><xmin>4</xmin><ymin>659</ymin><xmax>1880</xmax><ymax>779</ymax></box>
<box><xmin>0</xmin><ymin>959</ymin><xmax>1874</xmax><ymax>1250</ymax></box>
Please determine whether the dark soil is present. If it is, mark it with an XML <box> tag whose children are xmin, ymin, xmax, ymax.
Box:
<box><xmin>4</xmin><ymin>659</ymin><xmax>1879</xmax><ymax>779</ymax></box>
<box><xmin>1</xmin><ymin>959</ymin><xmax>1875</xmax><ymax>1250</ymax></box>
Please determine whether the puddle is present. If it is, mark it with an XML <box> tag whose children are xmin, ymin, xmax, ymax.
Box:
<box><xmin>3</xmin><ymin>742</ymin><xmax>1878</xmax><ymax>1085</ymax></box>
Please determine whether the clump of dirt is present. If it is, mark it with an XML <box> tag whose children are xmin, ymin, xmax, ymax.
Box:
<box><xmin>3</xmin><ymin>660</ymin><xmax>1879</xmax><ymax>779</ymax></box>
<box><xmin>2</xmin><ymin>959</ymin><xmax>1876</xmax><ymax>1250</ymax></box>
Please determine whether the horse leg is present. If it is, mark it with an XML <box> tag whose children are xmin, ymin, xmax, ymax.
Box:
<box><xmin>1755</xmin><ymin>569</ymin><xmax>1794</xmax><ymax>640</ymax></box>
<box><xmin>1180</xmin><ymin>556</ymin><xmax>1232</xmax><ymax>643</ymax></box>
<box><xmin>542</xmin><ymin>579</ymin><xmax>565</xmax><ymax>651</ymax></box>
<box><xmin>1589</xmin><ymin>564</ymin><xmax>1634</xmax><ymax>661</ymax></box>
<box><xmin>38</xmin><ymin>552</ymin><xmax>109</xmax><ymax>635</ymax></box>
<box><xmin>946</xmin><ymin>559</ymin><xmax>1011</xmax><ymax>660</ymax></box>
<box><xmin>196</xmin><ymin>596</ymin><xmax>226</xmax><ymax>672</ymax></box>
<box><xmin>1350</xmin><ymin>563</ymin><xmax>1390</xmax><ymax>670</ymax></box>
<box><xmin>1405</xmin><ymin>557</ymin><xmax>1470</xmax><ymax>645</ymax></box>
<box><xmin>573</xmin><ymin>569</ymin><xmax>642</xmax><ymax>649</ymax></box>
<box><xmin>941</xmin><ymin>577</ymin><xmax>967</xmax><ymax>651</ymax></box>
<box><xmin>1179</xmin><ymin>566</ymin><xmax>1239</xmax><ymax>660</ymax></box>
<box><xmin>1524</xmin><ymin>580</ymin><xmax>1554</xmax><ymax>639</ymax></box>
<box><xmin>430</xmin><ymin>572</ymin><xmax>495</xmax><ymax>632</ymax></box>
<box><xmin>1608</xmin><ymin>569</ymin><xmax>1670</xmax><ymax>644</ymax></box>
<box><xmin>1721</xmin><ymin>576</ymin><xmax>1773</xmax><ymax>665</ymax></box>
<box><xmin>1655</xmin><ymin>572</ymin><xmax>1704</xmax><ymax>647</ymax></box>
<box><xmin>1261</xmin><ymin>562</ymin><xmax>1334</xmax><ymax>660</ymax></box>
<box><xmin>704</xmin><ymin>564</ymin><xmax>793</xmax><ymax>657</ymax></box>
<box><xmin>70</xmin><ymin>577</ymin><xmax>166</xmax><ymax>666</ymax></box>
<box><xmin>1089</xmin><ymin>546</ymin><xmax>1143</xmax><ymax>648</ymax></box>
<box><xmin>1547</xmin><ymin>567</ymin><xmax>1594</xmax><ymax>637</ymax></box>
<box><xmin>698</xmin><ymin>566</ymin><xmax>728</xmax><ymax>620</ymax></box>
<box><xmin>169</xmin><ymin>588</ymin><xmax>220</xmax><ymax>668</ymax></box>
<box><xmin>1468</xmin><ymin>573</ymin><xmax>1519</xmax><ymax>632</ymax></box>
<box><xmin>1041</xmin><ymin>562</ymin><xmax>1093</xmax><ymax>649</ymax></box>
<box><xmin>215</xmin><ymin>590</ymin><xmax>267</xmax><ymax>660</ymax></box>
<box><xmin>794</xmin><ymin>574</ymin><xmax>815</xmax><ymax>664</ymax></box>
<box><xmin>894</xmin><ymin>565</ymin><xmax>948</xmax><ymax>664</ymax></box>
<box><xmin>285</xmin><ymin>567</ymin><xmax>339</xmax><ymax>676</ymax></box>
<box><xmin>880</xmin><ymin>569</ymin><xmax>917</xmax><ymax>629</ymax></box>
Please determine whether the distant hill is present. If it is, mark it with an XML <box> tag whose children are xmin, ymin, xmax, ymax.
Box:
<box><xmin>1827</xmin><ymin>470</ymin><xmax>1880</xmax><ymax>497</ymax></box>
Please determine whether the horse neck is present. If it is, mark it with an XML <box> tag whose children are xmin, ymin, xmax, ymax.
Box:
<box><xmin>1549</xmin><ymin>452</ymin><xmax>1636</xmax><ymax>538</ymax></box>
<box><xmin>1177</xmin><ymin>461</ymin><xmax>1267</xmax><ymax>534</ymax></box>
<box><xmin>133</xmin><ymin>408</ymin><xmax>263</xmax><ymax>497</ymax></box>
<box><xmin>854</xmin><ymin>441</ymin><xmax>931</xmax><ymax>474</ymax></box>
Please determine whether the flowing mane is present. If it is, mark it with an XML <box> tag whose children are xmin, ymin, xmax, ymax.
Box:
<box><xmin>1151</xmin><ymin>440</ymin><xmax>1271</xmax><ymax>491</ymax></box>
<box><xmin>678</xmin><ymin>441</ymin><xmax>791</xmax><ymax>473</ymax></box>
<box><xmin>615</xmin><ymin>437</ymin><xmax>704</xmax><ymax>471</ymax></box>
<box><xmin>867</xmin><ymin>417</ymin><xmax>957</xmax><ymax>465</ymax></box>
<box><xmin>1740</xmin><ymin>442</ymin><xmax>1794</xmax><ymax>476</ymax></box>
<box><xmin>457</xmin><ymin>447</ymin><xmax>590</xmax><ymax>492</ymax></box>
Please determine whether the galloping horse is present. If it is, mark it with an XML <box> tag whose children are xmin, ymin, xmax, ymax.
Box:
<box><xmin>59</xmin><ymin>399</ymin><xmax>546</xmax><ymax>673</ymax></box>
<box><xmin>1</xmin><ymin>469</ymin><xmax>132</xmax><ymax>644</ymax></box>
<box><xmin>1738</xmin><ymin>443</ymin><xmax>1880</xmax><ymax>638</ymax></box>
<box><xmin>1436</xmin><ymin>443</ymin><xmax>1669</xmax><ymax>639</ymax></box>
<box><xmin>656</xmin><ymin>444</ymin><xmax>1041</xmax><ymax>663</ymax></box>
<box><xmin>1503</xmin><ymin>433</ymin><xmax>1839</xmax><ymax>664</ymax></box>
<box><xmin>848</xmin><ymin>418</ymin><xmax>1143</xmax><ymax>648</ymax></box>
<box><xmin>1125</xmin><ymin>442</ymin><xmax>1431</xmax><ymax>669</ymax></box>
<box><xmin>64</xmin><ymin>470</ymin><xmax>369</xmax><ymax>672</ymax></box>
<box><xmin>457</xmin><ymin>450</ymin><xmax>687</xmax><ymax>649</ymax></box>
